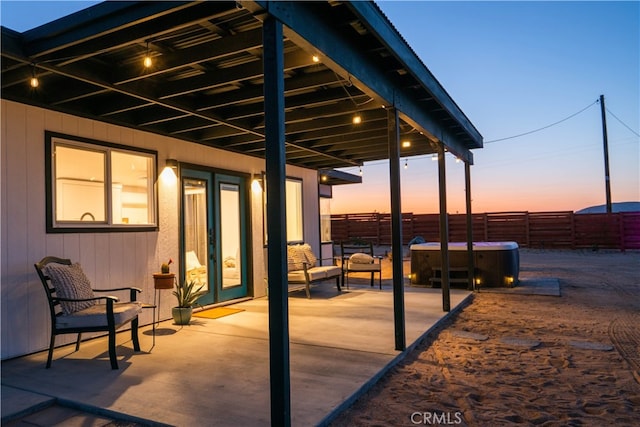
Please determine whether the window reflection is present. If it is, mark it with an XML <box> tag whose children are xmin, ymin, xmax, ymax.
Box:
<box><xmin>111</xmin><ymin>151</ymin><xmax>154</xmax><ymax>224</ymax></box>
<box><xmin>220</xmin><ymin>183</ymin><xmax>241</xmax><ymax>288</ymax></box>
<box><xmin>54</xmin><ymin>144</ymin><xmax>106</xmax><ymax>222</ymax></box>
<box><xmin>286</xmin><ymin>179</ymin><xmax>303</xmax><ymax>242</ymax></box>
<box><xmin>183</xmin><ymin>179</ymin><xmax>209</xmax><ymax>291</ymax></box>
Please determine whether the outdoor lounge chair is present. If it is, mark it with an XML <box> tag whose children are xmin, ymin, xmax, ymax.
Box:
<box><xmin>340</xmin><ymin>241</ymin><xmax>383</xmax><ymax>289</ymax></box>
<box><xmin>34</xmin><ymin>256</ymin><xmax>143</xmax><ymax>369</ymax></box>
<box><xmin>287</xmin><ymin>243</ymin><xmax>342</xmax><ymax>298</ymax></box>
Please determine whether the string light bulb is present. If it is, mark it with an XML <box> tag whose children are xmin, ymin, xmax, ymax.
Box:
<box><xmin>359</xmin><ymin>166</ymin><xmax>363</xmax><ymax>176</ymax></box>
<box><xmin>404</xmin><ymin>159</ymin><xmax>408</xmax><ymax>169</ymax></box>
<box><xmin>29</xmin><ymin>65</ymin><xmax>39</xmax><ymax>88</ymax></box>
<box><xmin>352</xmin><ymin>113</ymin><xmax>362</xmax><ymax>125</ymax></box>
<box><xmin>143</xmin><ymin>42</ymin><xmax>153</xmax><ymax>68</ymax></box>
<box><xmin>312</xmin><ymin>54</ymin><xmax>320</xmax><ymax>63</ymax></box>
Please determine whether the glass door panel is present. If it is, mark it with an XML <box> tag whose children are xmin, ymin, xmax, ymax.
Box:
<box><xmin>182</xmin><ymin>174</ymin><xmax>214</xmax><ymax>304</ymax></box>
<box><xmin>219</xmin><ymin>183</ymin><xmax>241</xmax><ymax>289</ymax></box>
<box><xmin>215</xmin><ymin>174</ymin><xmax>247</xmax><ymax>301</ymax></box>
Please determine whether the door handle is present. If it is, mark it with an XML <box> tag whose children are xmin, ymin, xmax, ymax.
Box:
<box><xmin>209</xmin><ymin>228</ymin><xmax>216</xmax><ymax>262</ymax></box>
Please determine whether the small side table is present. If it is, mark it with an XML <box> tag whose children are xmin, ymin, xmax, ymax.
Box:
<box><xmin>151</xmin><ymin>273</ymin><xmax>176</xmax><ymax>347</ymax></box>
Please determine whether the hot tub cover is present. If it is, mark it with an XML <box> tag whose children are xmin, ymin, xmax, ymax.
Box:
<box><xmin>410</xmin><ymin>242</ymin><xmax>519</xmax><ymax>251</ymax></box>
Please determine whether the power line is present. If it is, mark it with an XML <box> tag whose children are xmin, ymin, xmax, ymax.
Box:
<box><xmin>484</xmin><ymin>99</ymin><xmax>599</xmax><ymax>144</ymax></box>
<box><xmin>343</xmin><ymin>98</ymin><xmax>636</xmax><ymax>175</ymax></box>
<box><xmin>606</xmin><ymin>107</ymin><xmax>640</xmax><ymax>138</ymax></box>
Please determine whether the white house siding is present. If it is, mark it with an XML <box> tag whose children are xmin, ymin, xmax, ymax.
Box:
<box><xmin>0</xmin><ymin>100</ymin><xmax>321</xmax><ymax>360</ymax></box>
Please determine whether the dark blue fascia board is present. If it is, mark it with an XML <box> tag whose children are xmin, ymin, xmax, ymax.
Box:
<box><xmin>255</xmin><ymin>1</ymin><xmax>481</xmax><ymax>162</ymax></box>
<box><xmin>0</xmin><ymin>27</ymin><xmax>24</xmax><ymax>58</ymax></box>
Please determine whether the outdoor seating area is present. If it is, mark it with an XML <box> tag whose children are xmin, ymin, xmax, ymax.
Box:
<box><xmin>1</xmin><ymin>279</ymin><xmax>472</xmax><ymax>426</ymax></box>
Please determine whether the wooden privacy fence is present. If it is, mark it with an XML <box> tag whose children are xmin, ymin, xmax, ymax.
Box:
<box><xmin>331</xmin><ymin>211</ymin><xmax>640</xmax><ymax>250</ymax></box>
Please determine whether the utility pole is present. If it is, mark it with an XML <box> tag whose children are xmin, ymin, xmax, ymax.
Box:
<box><xmin>599</xmin><ymin>94</ymin><xmax>612</xmax><ymax>214</ymax></box>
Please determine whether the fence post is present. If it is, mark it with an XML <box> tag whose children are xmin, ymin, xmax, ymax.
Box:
<box><xmin>483</xmin><ymin>213</ymin><xmax>488</xmax><ymax>241</ymax></box>
<box><xmin>570</xmin><ymin>211</ymin><xmax>576</xmax><ymax>249</ymax></box>
<box><xmin>618</xmin><ymin>213</ymin><xmax>625</xmax><ymax>252</ymax></box>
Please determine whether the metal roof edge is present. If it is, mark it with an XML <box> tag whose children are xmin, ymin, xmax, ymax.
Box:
<box><xmin>351</xmin><ymin>1</ymin><xmax>483</xmax><ymax>148</ymax></box>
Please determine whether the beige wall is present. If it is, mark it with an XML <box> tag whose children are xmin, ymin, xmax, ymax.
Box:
<box><xmin>0</xmin><ymin>100</ymin><xmax>320</xmax><ymax>360</ymax></box>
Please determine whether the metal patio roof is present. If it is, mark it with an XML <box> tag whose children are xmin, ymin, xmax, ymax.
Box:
<box><xmin>1</xmin><ymin>0</ymin><xmax>482</xmax><ymax>170</ymax></box>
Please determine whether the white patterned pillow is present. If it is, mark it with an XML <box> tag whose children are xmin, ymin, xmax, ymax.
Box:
<box><xmin>299</xmin><ymin>243</ymin><xmax>317</xmax><ymax>267</ymax></box>
<box><xmin>350</xmin><ymin>253</ymin><xmax>374</xmax><ymax>264</ymax></box>
<box><xmin>44</xmin><ymin>263</ymin><xmax>96</xmax><ymax>314</ymax></box>
<box><xmin>287</xmin><ymin>245</ymin><xmax>307</xmax><ymax>271</ymax></box>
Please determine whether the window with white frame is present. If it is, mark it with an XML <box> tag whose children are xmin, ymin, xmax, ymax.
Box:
<box><xmin>46</xmin><ymin>132</ymin><xmax>157</xmax><ymax>232</ymax></box>
<box><xmin>261</xmin><ymin>176</ymin><xmax>304</xmax><ymax>244</ymax></box>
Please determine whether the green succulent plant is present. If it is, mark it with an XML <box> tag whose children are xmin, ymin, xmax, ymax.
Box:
<box><xmin>172</xmin><ymin>280</ymin><xmax>207</xmax><ymax>308</ymax></box>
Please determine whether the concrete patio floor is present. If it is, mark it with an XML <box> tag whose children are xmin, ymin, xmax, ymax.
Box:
<box><xmin>1</xmin><ymin>280</ymin><xmax>471</xmax><ymax>426</ymax></box>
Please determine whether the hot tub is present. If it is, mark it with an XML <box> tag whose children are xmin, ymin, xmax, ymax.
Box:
<box><xmin>410</xmin><ymin>242</ymin><xmax>519</xmax><ymax>287</ymax></box>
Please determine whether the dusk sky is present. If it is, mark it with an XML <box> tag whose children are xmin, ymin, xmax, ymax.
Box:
<box><xmin>2</xmin><ymin>1</ymin><xmax>638</xmax><ymax>214</ymax></box>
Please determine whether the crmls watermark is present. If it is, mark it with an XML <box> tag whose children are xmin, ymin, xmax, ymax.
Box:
<box><xmin>410</xmin><ymin>411</ymin><xmax>463</xmax><ymax>425</ymax></box>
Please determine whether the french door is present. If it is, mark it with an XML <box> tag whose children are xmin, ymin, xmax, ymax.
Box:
<box><xmin>181</xmin><ymin>168</ymin><xmax>248</xmax><ymax>304</ymax></box>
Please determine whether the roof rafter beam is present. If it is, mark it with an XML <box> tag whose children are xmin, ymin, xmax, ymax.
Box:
<box><xmin>252</xmin><ymin>0</ymin><xmax>481</xmax><ymax>163</ymax></box>
<box><xmin>114</xmin><ymin>27</ymin><xmax>264</xmax><ymax>85</ymax></box>
<box><xmin>21</xmin><ymin>2</ymin><xmax>232</xmax><ymax>60</ymax></box>
<box><xmin>157</xmin><ymin>49</ymin><xmax>315</xmax><ymax>99</ymax></box>
<box><xmin>196</xmin><ymin>68</ymin><xmax>340</xmax><ymax>111</ymax></box>
<box><xmin>4</xmin><ymin>49</ymin><xmax>357</xmax><ymax>165</ymax></box>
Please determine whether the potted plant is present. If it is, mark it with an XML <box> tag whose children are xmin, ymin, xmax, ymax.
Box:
<box><xmin>171</xmin><ymin>280</ymin><xmax>207</xmax><ymax>325</ymax></box>
<box><xmin>153</xmin><ymin>259</ymin><xmax>175</xmax><ymax>289</ymax></box>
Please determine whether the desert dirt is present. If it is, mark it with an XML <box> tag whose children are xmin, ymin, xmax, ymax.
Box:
<box><xmin>330</xmin><ymin>249</ymin><xmax>640</xmax><ymax>426</ymax></box>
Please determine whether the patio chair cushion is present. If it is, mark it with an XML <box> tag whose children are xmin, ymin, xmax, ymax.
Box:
<box><xmin>288</xmin><ymin>267</ymin><xmax>328</xmax><ymax>283</ymax></box>
<box><xmin>349</xmin><ymin>253</ymin><xmax>374</xmax><ymax>264</ymax></box>
<box><xmin>317</xmin><ymin>265</ymin><xmax>342</xmax><ymax>278</ymax></box>
<box><xmin>56</xmin><ymin>302</ymin><xmax>143</xmax><ymax>328</ymax></box>
<box><xmin>44</xmin><ymin>263</ymin><xmax>96</xmax><ymax>314</ymax></box>
<box><xmin>347</xmin><ymin>263</ymin><xmax>381</xmax><ymax>272</ymax></box>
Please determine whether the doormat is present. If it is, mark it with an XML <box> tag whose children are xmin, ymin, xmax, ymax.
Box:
<box><xmin>193</xmin><ymin>307</ymin><xmax>244</xmax><ymax>319</ymax></box>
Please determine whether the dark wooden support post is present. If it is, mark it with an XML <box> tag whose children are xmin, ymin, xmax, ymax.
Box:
<box><xmin>388</xmin><ymin>106</ymin><xmax>406</xmax><ymax>351</ymax></box>
<box><xmin>437</xmin><ymin>143</ymin><xmax>451</xmax><ymax>311</ymax></box>
<box><xmin>263</xmin><ymin>16</ymin><xmax>291</xmax><ymax>427</ymax></box>
<box><xmin>465</xmin><ymin>161</ymin><xmax>475</xmax><ymax>291</ymax></box>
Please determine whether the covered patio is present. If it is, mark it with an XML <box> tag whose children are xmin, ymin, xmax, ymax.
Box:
<box><xmin>2</xmin><ymin>279</ymin><xmax>472</xmax><ymax>426</ymax></box>
<box><xmin>2</xmin><ymin>2</ymin><xmax>483</xmax><ymax>425</ymax></box>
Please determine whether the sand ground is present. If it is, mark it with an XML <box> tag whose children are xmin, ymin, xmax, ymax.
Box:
<box><xmin>330</xmin><ymin>249</ymin><xmax>640</xmax><ymax>427</ymax></box>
